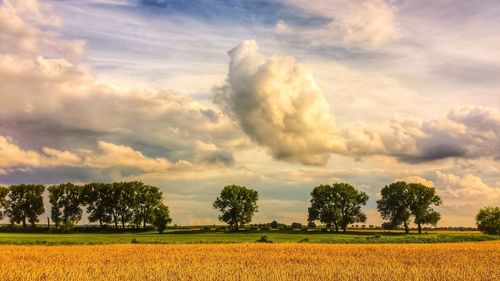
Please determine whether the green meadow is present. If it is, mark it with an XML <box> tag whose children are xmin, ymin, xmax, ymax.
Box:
<box><xmin>0</xmin><ymin>229</ymin><xmax>497</xmax><ymax>245</ymax></box>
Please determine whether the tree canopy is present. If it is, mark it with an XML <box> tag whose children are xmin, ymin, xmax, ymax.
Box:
<box><xmin>377</xmin><ymin>181</ymin><xmax>411</xmax><ymax>233</ymax></box>
<box><xmin>153</xmin><ymin>204</ymin><xmax>172</xmax><ymax>234</ymax></box>
<box><xmin>308</xmin><ymin>183</ymin><xmax>369</xmax><ymax>232</ymax></box>
<box><xmin>213</xmin><ymin>185</ymin><xmax>258</xmax><ymax>231</ymax></box>
<box><xmin>377</xmin><ymin>181</ymin><xmax>441</xmax><ymax>233</ymax></box>
<box><xmin>48</xmin><ymin>183</ymin><xmax>83</xmax><ymax>229</ymax></box>
<box><xmin>5</xmin><ymin>184</ymin><xmax>45</xmax><ymax>228</ymax></box>
<box><xmin>476</xmin><ymin>206</ymin><xmax>499</xmax><ymax>235</ymax></box>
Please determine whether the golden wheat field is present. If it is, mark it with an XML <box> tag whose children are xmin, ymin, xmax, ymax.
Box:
<box><xmin>1</xmin><ymin>242</ymin><xmax>499</xmax><ymax>281</ymax></box>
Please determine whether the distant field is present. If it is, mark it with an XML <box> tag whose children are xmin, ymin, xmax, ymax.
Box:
<box><xmin>0</xmin><ymin>230</ymin><xmax>497</xmax><ymax>245</ymax></box>
<box><xmin>1</xmin><ymin>242</ymin><xmax>499</xmax><ymax>281</ymax></box>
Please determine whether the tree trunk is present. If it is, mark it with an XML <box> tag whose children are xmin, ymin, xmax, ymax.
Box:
<box><xmin>143</xmin><ymin>218</ymin><xmax>146</xmax><ymax>229</ymax></box>
<box><xmin>403</xmin><ymin>221</ymin><xmax>409</xmax><ymax>234</ymax></box>
<box><xmin>342</xmin><ymin>225</ymin><xmax>347</xmax><ymax>232</ymax></box>
<box><xmin>333</xmin><ymin>222</ymin><xmax>339</xmax><ymax>232</ymax></box>
<box><xmin>235</xmin><ymin>221</ymin><xmax>239</xmax><ymax>231</ymax></box>
<box><xmin>417</xmin><ymin>223</ymin><xmax>422</xmax><ymax>234</ymax></box>
<box><xmin>22</xmin><ymin>217</ymin><xmax>26</xmax><ymax>228</ymax></box>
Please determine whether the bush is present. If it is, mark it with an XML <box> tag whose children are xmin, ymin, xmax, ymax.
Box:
<box><xmin>131</xmin><ymin>239</ymin><xmax>139</xmax><ymax>244</ymax></box>
<box><xmin>476</xmin><ymin>206</ymin><xmax>500</xmax><ymax>235</ymax></box>
<box><xmin>270</xmin><ymin>221</ymin><xmax>278</xmax><ymax>229</ymax></box>
<box><xmin>307</xmin><ymin>222</ymin><xmax>316</xmax><ymax>228</ymax></box>
<box><xmin>291</xmin><ymin>222</ymin><xmax>302</xmax><ymax>229</ymax></box>
<box><xmin>256</xmin><ymin>236</ymin><xmax>273</xmax><ymax>243</ymax></box>
<box><xmin>60</xmin><ymin>221</ymin><xmax>75</xmax><ymax>233</ymax></box>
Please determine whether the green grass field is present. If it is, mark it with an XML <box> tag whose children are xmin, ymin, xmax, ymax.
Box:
<box><xmin>0</xmin><ymin>230</ymin><xmax>497</xmax><ymax>245</ymax></box>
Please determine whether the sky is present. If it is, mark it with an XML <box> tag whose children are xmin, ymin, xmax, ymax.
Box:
<box><xmin>0</xmin><ymin>0</ymin><xmax>499</xmax><ymax>227</ymax></box>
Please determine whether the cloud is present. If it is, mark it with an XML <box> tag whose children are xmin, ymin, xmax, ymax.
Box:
<box><xmin>344</xmin><ymin>105</ymin><xmax>500</xmax><ymax>162</ymax></box>
<box><xmin>435</xmin><ymin>171</ymin><xmax>500</xmax><ymax>207</ymax></box>
<box><xmin>0</xmin><ymin>0</ymin><xmax>85</xmax><ymax>58</ymax></box>
<box><xmin>396</xmin><ymin>175</ymin><xmax>434</xmax><ymax>187</ymax></box>
<box><xmin>0</xmin><ymin>135</ymin><xmax>197</xmax><ymax>173</ymax></box>
<box><xmin>319</xmin><ymin>0</ymin><xmax>400</xmax><ymax>49</ymax></box>
<box><xmin>0</xmin><ymin>136</ymin><xmax>41</xmax><ymax>166</ymax></box>
<box><xmin>274</xmin><ymin>20</ymin><xmax>293</xmax><ymax>34</ymax></box>
<box><xmin>215</xmin><ymin>41</ymin><xmax>499</xmax><ymax>165</ymax></box>
<box><xmin>0</xmin><ymin>44</ymin><xmax>240</xmax><ymax>172</ymax></box>
<box><xmin>214</xmin><ymin>40</ymin><xmax>345</xmax><ymax>165</ymax></box>
<box><xmin>82</xmin><ymin>141</ymin><xmax>175</xmax><ymax>172</ymax></box>
<box><xmin>0</xmin><ymin>135</ymin><xmax>82</xmax><ymax>167</ymax></box>
<box><xmin>283</xmin><ymin>0</ymin><xmax>401</xmax><ymax>49</ymax></box>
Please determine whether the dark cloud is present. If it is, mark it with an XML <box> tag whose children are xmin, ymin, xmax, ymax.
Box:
<box><xmin>198</xmin><ymin>149</ymin><xmax>235</xmax><ymax>166</ymax></box>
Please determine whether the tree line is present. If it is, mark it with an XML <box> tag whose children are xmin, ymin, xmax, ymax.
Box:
<box><xmin>0</xmin><ymin>182</ymin><xmax>172</xmax><ymax>233</ymax></box>
<box><xmin>0</xmin><ymin>181</ymin><xmax>498</xmax><ymax>235</ymax></box>
<box><xmin>213</xmin><ymin>182</ymin><xmax>499</xmax><ymax>235</ymax></box>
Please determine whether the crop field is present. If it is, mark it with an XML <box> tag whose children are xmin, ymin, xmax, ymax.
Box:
<box><xmin>1</xmin><ymin>242</ymin><xmax>499</xmax><ymax>281</ymax></box>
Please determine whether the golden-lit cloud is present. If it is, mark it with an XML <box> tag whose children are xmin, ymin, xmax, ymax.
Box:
<box><xmin>215</xmin><ymin>40</ymin><xmax>345</xmax><ymax>165</ymax></box>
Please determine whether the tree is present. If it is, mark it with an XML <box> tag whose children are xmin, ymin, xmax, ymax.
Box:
<box><xmin>48</xmin><ymin>185</ymin><xmax>64</xmax><ymax>229</ymax></box>
<box><xmin>407</xmin><ymin>183</ymin><xmax>441</xmax><ymax>234</ymax></box>
<box><xmin>308</xmin><ymin>185</ymin><xmax>341</xmax><ymax>232</ymax></box>
<box><xmin>377</xmin><ymin>181</ymin><xmax>411</xmax><ymax>233</ymax></box>
<box><xmin>476</xmin><ymin>206</ymin><xmax>499</xmax><ymax>235</ymax></box>
<box><xmin>153</xmin><ymin>203</ymin><xmax>172</xmax><ymax>233</ymax></box>
<box><xmin>48</xmin><ymin>183</ymin><xmax>83</xmax><ymax>229</ymax></box>
<box><xmin>113</xmin><ymin>182</ymin><xmax>136</xmax><ymax>229</ymax></box>
<box><xmin>5</xmin><ymin>184</ymin><xmax>45</xmax><ymax>228</ymax></box>
<box><xmin>270</xmin><ymin>220</ymin><xmax>278</xmax><ymax>229</ymax></box>
<box><xmin>213</xmin><ymin>185</ymin><xmax>258</xmax><ymax>231</ymax></box>
<box><xmin>131</xmin><ymin>182</ymin><xmax>162</xmax><ymax>228</ymax></box>
<box><xmin>308</xmin><ymin>183</ymin><xmax>369</xmax><ymax>232</ymax></box>
<box><xmin>0</xmin><ymin>186</ymin><xmax>8</xmax><ymax>220</ymax></box>
<box><xmin>82</xmin><ymin>183</ymin><xmax>113</xmax><ymax>228</ymax></box>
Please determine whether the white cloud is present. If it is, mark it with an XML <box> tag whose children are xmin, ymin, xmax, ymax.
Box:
<box><xmin>274</xmin><ymin>20</ymin><xmax>293</xmax><ymax>34</ymax></box>
<box><xmin>0</xmin><ymin>0</ymin><xmax>85</xmax><ymax>58</ymax></box>
<box><xmin>435</xmin><ymin>171</ymin><xmax>500</xmax><ymax>207</ymax></box>
<box><xmin>285</xmin><ymin>0</ymin><xmax>401</xmax><ymax>49</ymax></box>
<box><xmin>215</xmin><ymin>40</ymin><xmax>345</xmax><ymax>165</ymax></box>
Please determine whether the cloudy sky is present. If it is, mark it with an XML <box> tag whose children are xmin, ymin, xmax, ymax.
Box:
<box><xmin>1</xmin><ymin>0</ymin><xmax>499</xmax><ymax>226</ymax></box>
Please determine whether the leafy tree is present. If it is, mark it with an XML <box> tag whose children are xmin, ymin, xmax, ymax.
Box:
<box><xmin>308</xmin><ymin>185</ymin><xmax>341</xmax><ymax>232</ymax></box>
<box><xmin>213</xmin><ymin>185</ymin><xmax>258</xmax><ymax>231</ymax></box>
<box><xmin>48</xmin><ymin>183</ymin><xmax>83</xmax><ymax>229</ymax></box>
<box><xmin>308</xmin><ymin>183</ymin><xmax>369</xmax><ymax>232</ymax></box>
<box><xmin>407</xmin><ymin>183</ymin><xmax>441</xmax><ymax>234</ymax></box>
<box><xmin>113</xmin><ymin>182</ymin><xmax>136</xmax><ymax>229</ymax></box>
<box><xmin>152</xmin><ymin>203</ymin><xmax>172</xmax><ymax>233</ymax></box>
<box><xmin>81</xmin><ymin>183</ymin><xmax>113</xmax><ymax>228</ymax></box>
<box><xmin>0</xmin><ymin>186</ymin><xmax>8</xmax><ymax>220</ymax></box>
<box><xmin>5</xmin><ymin>184</ymin><xmax>45</xmax><ymax>228</ymax></box>
<box><xmin>131</xmin><ymin>182</ymin><xmax>162</xmax><ymax>228</ymax></box>
<box><xmin>48</xmin><ymin>185</ymin><xmax>64</xmax><ymax>229</ymax></box>
<box><xmin>377</xmin><ymin>181</ymin><xmax>411</xmax><ymax>233</ymax></box>
<box><xmin>476</xmin><ymin>206</ymin><xmax>499</xmax><ymax>235</ymax></box>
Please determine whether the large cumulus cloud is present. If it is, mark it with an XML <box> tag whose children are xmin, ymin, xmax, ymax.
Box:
<box><xmin>214</xmin><ymin>40</ymin><xmax>346</xmax><ymax>165</ymax></box>
<box><xmin>216</xmin><ymin>41</ymin><xmax>500</xmax><ymax>165</ymax></box>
